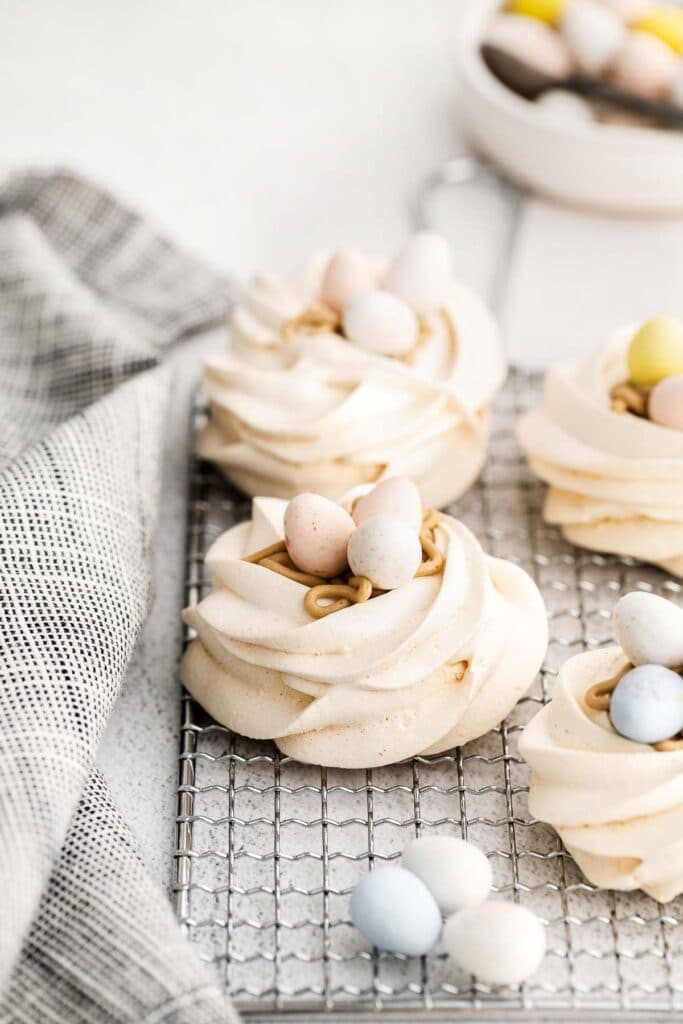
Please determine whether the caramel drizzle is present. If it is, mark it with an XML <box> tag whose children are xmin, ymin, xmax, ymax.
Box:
<box><xmin>610</xmin><ymin>380</ymin><xmax>651</xmax><ymax>417</ymax></box>
<box><xmin>584</xmin><ymin>667</ymin><xmax>683</xmax><ymax>751</ymax></box>
<box><xmin>243</xmin><ymin>508</ymin><xmax>445</xmax><ymax>620</ymax></box>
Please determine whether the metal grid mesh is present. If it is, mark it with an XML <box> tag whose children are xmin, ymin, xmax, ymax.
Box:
<box><xmin>174</xmin><ymin>370</ymin><xmax>683</xmax><ymax>1020</ymax></box>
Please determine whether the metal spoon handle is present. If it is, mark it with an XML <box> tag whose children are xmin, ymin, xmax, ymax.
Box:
<box><xmin>567</xmin><ymin>76</ymin><xmax>683</xmax><ymax>130</ymax></box>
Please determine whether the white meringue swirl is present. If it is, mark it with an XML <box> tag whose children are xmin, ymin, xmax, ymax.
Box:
<box><xmin>181</xmin><ymin>497</ymin><xmax>547</xmax><ymax>768</ymax></box>
<box><xmin>517</xmin><ymin>326</ymin><xmax>683</xmax><ymax>576</ymax></box>
<box><xmin>520</xmin><ymin>647</ymin><xmax>683</xmax><ymax>902</ymax></box>
<box><xmin>197</xmin><ymin>260</ymin><xmax>505</xmax><ymax>507</ymax></box>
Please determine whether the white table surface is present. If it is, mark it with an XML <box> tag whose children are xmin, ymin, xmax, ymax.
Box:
<box><xmin>3</xmin><ymin>0</ymin><xmax>683</xmax><ymax>901</ymax></box>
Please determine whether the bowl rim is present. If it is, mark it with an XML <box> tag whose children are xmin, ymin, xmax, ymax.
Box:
<box><xmin>458</xmin><ymin>0</ymin><xmax>683</xmax><ymax>153</ymax></box>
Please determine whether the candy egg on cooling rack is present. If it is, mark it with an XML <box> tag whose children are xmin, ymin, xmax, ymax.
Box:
<box><xmin>443</xmin><ymin>901</ymin><xmax>546</xmax><ymax>986</ymax></box>
<box><xmin>283</xmin><ymin>492</ymin><xmax>355</xmax><ymax>577</ymax></box>
<box><xmin>401</xmin><ymin>836</ymin><xmax>492</xmax><ymax>915</ymax></box>
<box><xmin>347</xmin><ymin>516</ymin><xmax>422</xmax><ymax>590</ymax></box>
<box><xmin>350</xmin><ymin>867</ymin><xmax>442</xmax><ymax>956</ymax></box>
<box><xmin>342</xmin><ymin>290</ymin><xmax>418</xmax><ymax>357</ymax></box>
<box><xmin>351</xmin><ymin>477</ymin><xmax>422</xmax><ymax>534</ymax></box>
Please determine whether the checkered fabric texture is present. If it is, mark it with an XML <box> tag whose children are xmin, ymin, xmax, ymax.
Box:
<box><xmin>0</xmin><ymin>170</ymin><xmax>240</xmax><ymax>1023</ymax></box>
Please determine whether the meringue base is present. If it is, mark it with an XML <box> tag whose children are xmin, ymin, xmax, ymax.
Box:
<box><xmin>196</xmin><ymin>408</ymin><xmax>491</xmax><ymax>510</ymax></box>
<box><xmin>181</xmin><ymin>500</ymin><xmax>547</xmax><ymax>770</ymax></box>
<box><xmin>520</xmin><ymin>647</ymin><xmax>683</xmax><ymax>903</ymax></box>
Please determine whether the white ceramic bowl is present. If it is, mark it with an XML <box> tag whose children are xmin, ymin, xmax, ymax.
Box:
<box><xmin>458</xmin><ymin>0</ymin><xmax>683</xmax><ymax>215</ymax></box>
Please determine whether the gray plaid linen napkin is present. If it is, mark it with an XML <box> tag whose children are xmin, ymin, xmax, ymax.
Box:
<box><xmin>0</xmin><ymin>170</ymin><xmax>240</xmax><ymax>1023</ymax></box>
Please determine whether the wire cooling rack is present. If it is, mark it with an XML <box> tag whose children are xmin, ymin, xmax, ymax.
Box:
<box><xmin>174</xmin><ymin>370</ymin><xmax>683</xmax><ymax>1022</ymax></box>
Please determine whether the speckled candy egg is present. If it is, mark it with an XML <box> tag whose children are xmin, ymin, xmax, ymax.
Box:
<box><xmin>352</xmin><ymin>477</ymin><xmax>422</xmax><ymax>534</ymax></box>
<box><xmin>350</xmin><ymin>867</ymin><xmax>442</xmax><ymax>957</ymax></box>
<box><xmin>401</xmin><ymin>836</ymin><xmax>492</xmax><ymax>916</ymax></box>
<box><xmin>347</xmin><ymin>516</ymin><xmax>422</xmax><ymax>590</ymax></box>
<box><xmin>283</xmin><ymin>493</ymin><xmax>355</xmax><ymax>578</ymax></box>
<box><xmin>611</xmin><ymin>31</ymin><xmax>678</xmax><ymax>98</ymax></box>
<box><xmin>384</xmin><ymin>232</ymin><xmax>452</xmax><ymax>317</ymax></box>
<box><xmin>484</xmin><ymin>13</ymin><xmax>575</xmax><ymax>78</ymax></box>
<box><xmin>561</xmin><ymin>0</ymin><xmax>626</xmax><ymax>75</ymax></box>
<box><xmin>506</xmin><ymin>0</ymin><xmax>567</xmax><ymax>24</ymax></box>
<box><xmin>614</xmin><ymin>592</ymin><xmax>683</xmax><ymax>668</ymax></box>
<box><xmin>320</xmin><ymin>249</ymin><xmax>377</xmax><ymax>313</ymax></box>
<box><xmin>342</xmin><ymin>290</ymin><xmax>418</xmax><ymax>357</ymax></box>
<box><xmin>443</xmin><ymin>901</ymin><xmax>546</xmax><ymax>986</ymax></box>
<box><xmin>610</xmin><ymin>665</ymin><xmax>683</xmax><ymax>744</ymax></box>
<box><xmin>627</xmin><ymin>316</ymin><xmax>683</xmax><ymax>385</ymax></box>
<box><xmin>650</xmin><ymin>373</ymin><xmax>683</xmax><ymax>431</ymax></box>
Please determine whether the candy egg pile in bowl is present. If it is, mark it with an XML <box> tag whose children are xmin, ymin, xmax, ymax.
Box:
<box><xmin>518</xmin><ymin>314</ymin><xmax>683</xmax><ymax>575</ymax></box>
<box><xmin>520</xmin><ymin>591</ymin><xmax>683</xmax><ymax>901</ymax></box>
<box><xmin>196</xmin><ymin>231</ymin><xmax>505</xmax><ymax>508</ymax></box>
<box><xmin>458</xmin><ymin>0</ymin><xmax>683</xmax><ymax>213</ymax></box>
<box><xmin>180</xmin><ymin>476</ymin><xmax>547</xmax><ymax>769</ymax></box>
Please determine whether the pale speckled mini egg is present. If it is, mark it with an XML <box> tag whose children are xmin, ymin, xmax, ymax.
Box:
<box><xmin>352</xmin><ymin>477</ymin><xmax>422</xmax><ymax>534</ymax></box>
<box><xmin>350</xmin><ymin>866</ymin><xmax>442</xmax><ymax>956</ymax></box>
<box><xmin>319</xmin><ymin>248</ymin><xmax>378</xmax><ymax>313</ymax></box>
<box><xmin>283</xmin><ymin>493</ymin><xmax>355</xmax><ymax>577</ymax></box>
<box><xmin>443</xmin><ymin>901</ymin><xmax>546</xmax><ymax>986</ymax></box>
<box><xmin>610</xmin><ymin>31</ymin><xmax>678</xmax><ymax>98</ymax></box>
<box><xmin>649</xmin><ymin>373</ymin><xmax>683</xmax><ymax>431</ymax></box>
<box><xmin>484</xmin><ymin>12</ymin><xmax>575</xmax><ymax>78</ymax></box>
<box><xmin>342</xmin><ymin>290</ymin><xmax>418</xmax><ymax>357</ymax></box>
<box><xmin>614</xmin><ymin>591</ymin><xmax>683</xmax><ymax>667</ymax></box>
<box><xmin>610</xmin><ymin>665</ymin><xmax>683</xmax><ymax>744</ymax></box>
<box><xmin>384</xmin><ymin>232</ymin><xmax>452</xmax><ymax>317</ymax></box>
<box><xmin>401</xmin><ymin>836</ymin><xmax>492</xmax><ymax>916</ymax></box>
<box><xmin>347</xmin><ymin>516</ymin><xmax>422</xmax><ymax>590</ymax></box>
<box><xmin>561</xmin><ymin>0</ymin><xmax>626</xmax><ymax>75</ymax></box>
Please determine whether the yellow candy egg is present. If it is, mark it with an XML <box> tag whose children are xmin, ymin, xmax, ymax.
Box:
<box><xmin>635</xmin><ymin>6</ymin><xmax>683</xmax><ymax>53</ymax></box>
<box><xmin>627</xmin><ymin>316</ymin><xmax>683</xmax><ymax>386</ymax></box>
<box><xmin>506</xmin><ymin>0</ymin><xmax>567</xmax><ymax>24</ymax></box>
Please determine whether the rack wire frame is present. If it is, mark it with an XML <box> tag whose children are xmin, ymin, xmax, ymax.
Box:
<box><xmin>174</xmin><ymin>370</ymin><xmax>683</xmax><ymax>1021</ymax></box>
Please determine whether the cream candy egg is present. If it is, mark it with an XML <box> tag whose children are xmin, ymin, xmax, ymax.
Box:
<box><xmin>650</xmin><ymin>373</ymin><xmax>683</xmax><ymax>431</ymax></box>
<box><xmin>537</xmin><ymin>88</ymin><xmax>595</xmax><ymax>122</ymax></box>
<box><xmin>561</xmin><ymin>0</ymin><xmax>626</xmax><ymax>74</ymax></box>
<box><xmin>611</xmin><ymin>31</ymin><xmax>678</xmax><ymax>98</ymax></box>
<box><xmin>347</xmin><ymin>516</ymin><xmax>422</xmax><ymax>590</ymax></box>
<box><xmin>284</xmin><ymin>493</ymin><xmax>355</xmax><ymax>577</ymax></box>
<box><xmin>342</xmin><ymin>290</ymin><xmax>418</xmax><ymax>357</ymax></box>
<box><xmin>401</xmin><ymin>836</ymin><xmax>492</xmax><ymax>915</ymax></box>
<box><xmin>320</xmin><ymin>248</ymin><xmax>377</xmax><ymax>313</ymax></box>
<box><xmin>600</xmin><ymin>0</ymin><xmax>655</xmax><ymax>24</ymax></box>
<box><xmin>352</xmin><ymin>477</ymin><xmax>422</xmax><ymax>534</ymax></box>
<box><xmin>484</xmin><ymin>13</ymin><xmax>575</xmax><ymax>78</ymax></box>
<box><xmin>444</xmin><ymin>902</ymin><xmax>546</xmax><ymax>986</ymax></box>
<box><xmin>613</xmin><ymin>591</ymin><xmax>683</xmax><ymax>667</ymax></box>
<box><xmin>384</xmin><ymin>232</ymin><xmax>452</xmax><ymax>317</ymax></box>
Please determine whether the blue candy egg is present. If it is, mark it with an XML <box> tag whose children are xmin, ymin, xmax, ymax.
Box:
<box><xmin>610</xmin><ymin>665</ymin><xmax>683</xmax><ymax>745</ymax></box>
<box><xmin>349</xmin><ymin>866</ymin><xmax>442</xmax><ymax>956</ymax></box>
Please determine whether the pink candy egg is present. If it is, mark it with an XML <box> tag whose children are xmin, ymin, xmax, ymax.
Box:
<box><xmin>649</xmin><ymin>374</ymin><xmax>683</xmax><ymax>431</ymax></box>
<box><xmin>484</xmin><ymin>13</ymin><xmax>575</xmax><ymax>78</ymax></box>
<box><xmin>611</xmin><ymin>31</ymin><xmax>678</xmax><ymax>98</ymax></box>
<box><xmin>352</xmin><ymin>477</ymin><xmax>423</xmax><ymax>534</ymax></box>
<box><xmin>284</xmin><ymin>493</ymin><xmax>355</xmax><ymax>577</ymax></box>
<box><xmin>320</xmin><ymin>249</ymin><xmax>378</xmax><ymax>313</ymax></box>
